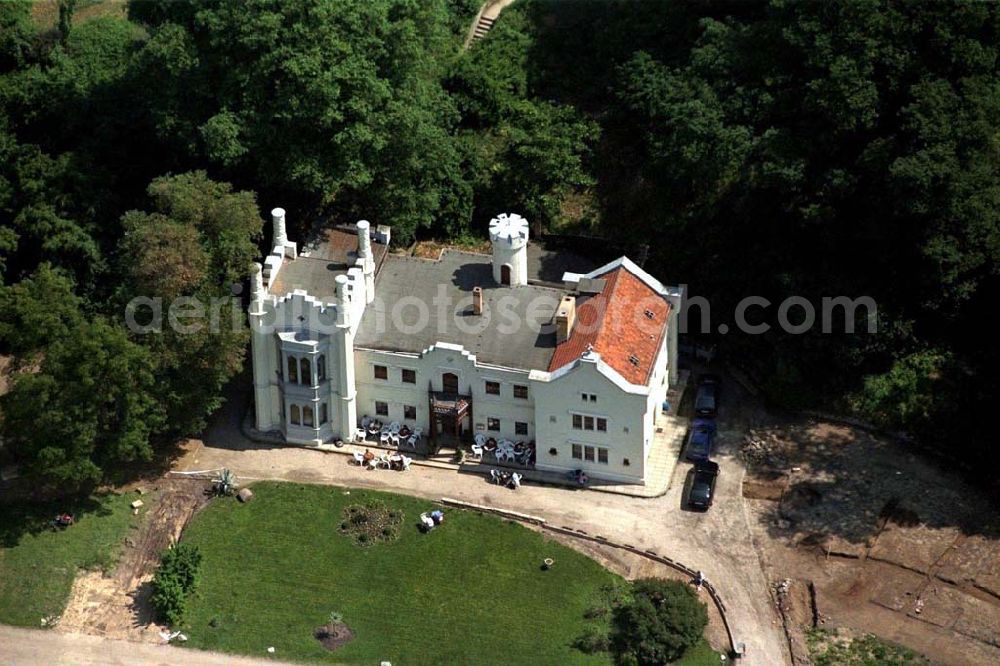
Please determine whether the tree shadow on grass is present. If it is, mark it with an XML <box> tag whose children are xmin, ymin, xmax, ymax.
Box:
<box><xmin>749</xmin><ymin>420</ymin><xmax>1000</xmax><ymax>547</ymax></box>
<box><xmin>0</xmin><ymin>494</ymin><xmax>113</xmax><ymax>548</ymax></box>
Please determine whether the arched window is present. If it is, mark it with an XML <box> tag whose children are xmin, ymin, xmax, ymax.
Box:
<box><xmin>301</xmin><ymin>357</ymin><xmax>311</xmax><ymax>385</ymax></box>
<box><xmin>303</xmin><ymin>405</ymin><xmax>314</xmax><ymax>427</ymax></box>
<box><xmin>317</xmin><ymin>355</ymin><xmax>326</xmax><ymax>382</ymax></box>
<box><xmin>500</xmin><ymin>264</ymin><xmax>511</xmax><ymax>286</ymax></box>
<box><xmin>290</xmin><ymin>404</ymin><xmax>300</xmax><ymax>425</ymax></box>
<box><xmin>287</xmin><ymin>355</ymin><xmax>298</xmax><ymax>383</ymax></box>
<box><xmin>442</xmin><ymin>372</ymin><xmax>459</xmax><ymax>394</ymax></box>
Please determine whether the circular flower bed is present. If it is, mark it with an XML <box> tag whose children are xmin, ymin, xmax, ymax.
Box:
<box><xmin>338</xmin><ymin>502</ymin><xmax>404</xmax><ymax>547</ymax></box>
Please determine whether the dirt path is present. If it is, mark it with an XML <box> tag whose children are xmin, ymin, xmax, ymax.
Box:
<box><xmin>0</xmin><ymin>624</ymin><xmax>296</xmax><ymax>666</ymax></box>
<box><xmin>57</xmin><ymin>478</ymin><xmax>212</xmax><ymax>642</ymax></box>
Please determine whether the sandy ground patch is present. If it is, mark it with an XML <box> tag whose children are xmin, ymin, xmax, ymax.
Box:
<box><xmin>58</xmin><ymin>478</ymin><xmax>212</xmax><ymax>642</ymax></box>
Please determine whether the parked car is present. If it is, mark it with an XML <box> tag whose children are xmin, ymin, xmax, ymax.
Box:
<box><xmin>687</xmin><ymin>460</ymin><xmax>719</xmax><ymax>510</ymax></box>
<box><xmin>694</xmin><ymin>375</ymin><xmax>720</xmax><ymax>417</ymax></box>
<box><xmin>685</xmin><ymin>418</ymin><xmax>716</xmax><ymax>461</ymax></box>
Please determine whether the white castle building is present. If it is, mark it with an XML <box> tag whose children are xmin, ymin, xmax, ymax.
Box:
<box><xmin>249</xmin><ymin>209</ymin><xmax>683</xmax><ymax>484</ymax></box>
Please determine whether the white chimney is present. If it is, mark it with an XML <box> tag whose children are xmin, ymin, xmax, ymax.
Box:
<box><xmin>335</xmin><ymin>274</ymin><xmax>351</xmax><ymax>326</ymax></box>
<box><xmin>473</xmin><ymin>286</ymin><xmax>483</xmax><ymax>315</ymax></box>
<box><xmin>556</xmin><ymin>295</ymin><xmax>576</xmax><ymax>344</ymax></box>
<box><xmin>250</xmin><ymin>262</ymin><xmax>264</xmax><ymax>299</ymax></box>
<box><xmin>357</xmin><ymin>220</ymin><xmax>372</xmax><ymax>259</ymax></box>
<box><xmin>356</xmin><ymin>220</ymin><xmax>375</xmax><ymax>304</ymax></box>
<box><xmin>271</xmin><ymin>208</ymin><xmax>288</xmax><ymax>248</ymax></box>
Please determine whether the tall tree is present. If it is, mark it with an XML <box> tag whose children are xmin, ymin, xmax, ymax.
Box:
<box><xmin>1</xmin><ymin>318</ymin><xmax>164</xmax><ymax>489</ymax></box>
<box><xmin>118</xmin><ymin>172</ymin><xmax>261</xmax><ymax>436</ymax></box>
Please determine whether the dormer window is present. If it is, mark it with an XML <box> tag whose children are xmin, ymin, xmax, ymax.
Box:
<box><xmin>644</xmin><ymin>309</ymin><xmax>655</xmax><ymax>319</ymax></box>
<box><xmin>628</xmin><ymin>354</ymin><xmax>640</xmax><ymax>366</ymax></box>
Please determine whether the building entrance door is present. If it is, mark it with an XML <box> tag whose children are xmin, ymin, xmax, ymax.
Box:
<box><xmin>442</xmin><ymin>372</ymin><xmax>459</xmax><ymax>394</ymax></box>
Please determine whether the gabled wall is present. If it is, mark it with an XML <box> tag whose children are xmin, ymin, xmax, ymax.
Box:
<box><xmin>532</xmin><ymin>354</ymin><xmax>651</xmax><ymax>483</ymax></box>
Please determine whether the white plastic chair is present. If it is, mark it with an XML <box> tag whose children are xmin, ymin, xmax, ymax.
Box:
<box><xmin>400</xmin><ymin>455</ymin><xmax>412</xmax><ymax>471</ymax></box>
<box><xmin>380</xmin><ymin>430</ymin><xmax>391</xmax><ymax>445</ymax></box>
<box><xmin>471</xmin><ymin>443</ymin><xmax>484</xmax><ymax>460</ymax></box>
<box><xmin>406</xmin><ymin>434</ymin><xmax>419</xmax><ymax>449</ymax></box>
<box><xmin>389</xmin><ymin>433</ymin><xmax>400</xmax><ymax>447</ymax></box>
<box><xmin>361</xmin><ymin>415</ymin><xmax>371</xmax><ymax>428</ymax></box>
<box><xmin>389</xmin><ymin>421</ymin><xmax>401</xmax><ymax>434</ymax></box>
<box><xmin>510</xmin><ymin>473</ymin><xmax>522</xmax><ymax>489</ymax></box>
<box><xmin>413</xmin><ymin>427</ymin><xmax>423</xmax><ymax>438</ymax></box>
<box><xmin>354</xmin><ymin>428</ymin><xmax>367</xmax><ymax>443</ymax></box>
<box><xmin>352</xmin><ymin>452</ymin><xmax>365</xmax><ymax>465</ymax></box>
<box><xmin>489</xmin><ymin>469</ymin><xmax>501</xmax><ymax>484</ymax></box>
<box><xmin>474</xmin><ymin>432</ymin><xmax>487</xmax><ymax>447</ymax></box>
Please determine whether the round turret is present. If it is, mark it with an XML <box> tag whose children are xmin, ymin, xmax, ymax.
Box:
<box><xmin>488</xmin><ymin>213</ymin><xmax>529</xmax><ymax>286</ymax></box>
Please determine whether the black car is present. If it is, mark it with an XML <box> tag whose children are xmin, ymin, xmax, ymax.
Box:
<box><xmin>687</xmin><ymin>460</ymin><xmax>719</xmax><ymax>510</ymax></box>
<box><xmin>694</xmin><ymin>375</ymin><xmax>720</xmax><ymax>417</ymax></box>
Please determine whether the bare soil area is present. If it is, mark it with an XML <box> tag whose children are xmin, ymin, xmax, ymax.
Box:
<box><xmin>741</xmin><ymin>420</ymin><xmax>1000</xmax><ymax>665</ymax></box>
<box><xmin>57</xmin><ymin>478</ymin><xmax>212</xmax><ymax>642</ymax></box>
<box><xmin>313</xmin><ymin>622</ymin><xmax>354</xmax><ymax>652</ymax></box>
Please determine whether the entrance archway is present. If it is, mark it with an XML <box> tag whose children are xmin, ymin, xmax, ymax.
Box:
<box><xmin>442</xmin><ymin>372</ymin><xmax>459</xmax><ymax>394</ymax></box>
<box><xmin>500</xmin><ymin>264</ymin><xmax>511</xmax><ymax>286</ymax></box>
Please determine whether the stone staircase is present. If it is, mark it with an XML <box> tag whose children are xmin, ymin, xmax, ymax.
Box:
<box><xmin>470</xmin><ymin>14</ymin><xmax>496</xmax><ymax>43</ymax></box>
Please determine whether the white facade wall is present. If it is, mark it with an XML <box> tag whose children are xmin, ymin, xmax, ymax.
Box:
<box><xmin>354</xmin><ymin>344</ymin><xmax>536</xmax><ymax>443</ymax></box>
<box><xmin>532</xmin><ymin>355</ymin><xmax>650</xmax><ymax>484</ymax></box>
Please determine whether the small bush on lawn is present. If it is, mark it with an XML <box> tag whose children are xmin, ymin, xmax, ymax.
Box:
<box><xmin>611</xmin><ymin>578</ymin><xmax>707</xmax><ymax>665</ymax></box>
<box><xmin>574</xmin><ymin>626</ymin><xmax>610</xmax><ymax>654</ymax></box>
<box><xmin>152</xmin><ymin>544</ymin><xmax>202</xmax><ymax>626</ymax></box>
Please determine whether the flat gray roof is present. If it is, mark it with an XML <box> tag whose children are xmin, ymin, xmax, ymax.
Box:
<box><xmin>271</xmin><ymin>228</ymin><xmax>388</xmax><ymax>302</ymax></box>
<box><xmin>355</xmin><ymin>251</ymin><xmax>565</xmax><ymax>371</ymax></box>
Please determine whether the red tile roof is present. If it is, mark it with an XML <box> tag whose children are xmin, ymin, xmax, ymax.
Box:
<box><xmin>547</xmin><ymin>265</ymin><xmax>670</xmax><ymax>385</ymax></box>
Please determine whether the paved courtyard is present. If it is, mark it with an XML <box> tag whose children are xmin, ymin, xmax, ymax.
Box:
<box><xmin>173</xmin><ymin>382</ymin><xmax>789</xmax><ymax>666</ymax></box>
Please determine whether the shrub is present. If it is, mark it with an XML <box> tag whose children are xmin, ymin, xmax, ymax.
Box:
<box><xmin>151</xmin><ymin>544</ymin><xmax>202</xmax><ymax>626</ymax></box>
<box><xmin>610</xmin><ymin>579</ymin><xmax>707</xmax><ymax>665</ymax></box>
<box><xmin>574</xmin><ymin>626</ymin><xmax>610</xmax><ymax>654</ymax></box>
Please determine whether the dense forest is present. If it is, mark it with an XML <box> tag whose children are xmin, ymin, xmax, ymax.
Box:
<box><xmin>1</xmin><ymin>0</ymin><xmax>998</xmax><ymax>493</ymax></box>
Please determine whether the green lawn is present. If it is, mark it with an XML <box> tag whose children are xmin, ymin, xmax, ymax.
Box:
<box><xmin>0</xmin><ymin>492</ymin><xmax>140</xmax><ymax>626</ymax></box>
<box><xmin>179</xmin><ymin>482</ymin><xmax>624</xmax><ymax>665</ymax></box>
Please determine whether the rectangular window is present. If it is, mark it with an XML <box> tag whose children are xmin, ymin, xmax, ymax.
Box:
<box><xmin>598</xmin><ymin>447</ymin><xmax>608</xmax><ymax>464</ymax></box>
<box><xmin>374</xmin><ymin>365</ymin><xmax>388</xmax><ymax>380</ymax></box>
<box><xmin>375</xmin><ymin>401</ymin><xmax>388</xmax><ymax>416</ymax></box>
<box><xmin>287</xmin><ymin>356</ymin><xmax>298</xmax><ymax>383</ymax></box>
<box><xmin>515</xmin><ymin>422</ymin><xmax>528</xmax><ymax>435</ymax></box>
<box><xmin>485</xmin><ymin>381</ymin><xmax>500</xmax><ymax>395</ymax></box>
<box><xmin>303</xmin><ymin>406</ymin><xmax>314</xmax><ymax>427</ymax></box>
<box><xmin>513</xmin><ymin>384</ymin><xmax>528</xmax><ymax>399</ymax></box>
<box><xmin>583</xmin><ymin>415</ymin><xmax>594</xmax><ymax>431</ymax></box>
<box><xmin>581</xmin><ymin>393</ymin><xmax>588</xmax><ymax>402</ymax></box>
<box><xmin>401</xmin><ymin>368</ymin><xmax>416</xmax><ymax>384</ymax></box>
<box><xmin>597</xmin><ymin>418</ymin><xmax>607</xmax><ymax>432</ymax></box>
<box><xmin>404</xmin><ymin>405</ymin><xmax>416</xmax><ymax>420</ymax></box>
<box><xmin>290</xmin><ymin>404</ymin><xmax>300</xmax><ymax>426</ymax></box>
<box><xmin>589</xmin><ymin>394</ymin><xmax>597</xmax><ymax>403</ymax></box>
<box><xmin>487</xmin><ymin>417</ymin><xmax>500</xmax><ymax>431</ymax></box>
<box><xmin>572</xmin><ymin>414</ymin><xmax>582</xmax><ymax>429</ymax></box>
<box><xmin>584</xmin><ymin>446</ymin><xmax>595</xmax><ymax>462</ymax></box>
<box><xmin>572</xmin><ymin>444</ymin><xmax>582</xmax><ymax>460</ymax></box>
<box><xmin>320</xmin><ymin>403</ymin><xmax>328</xmax><ymax>425</ymax></box>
